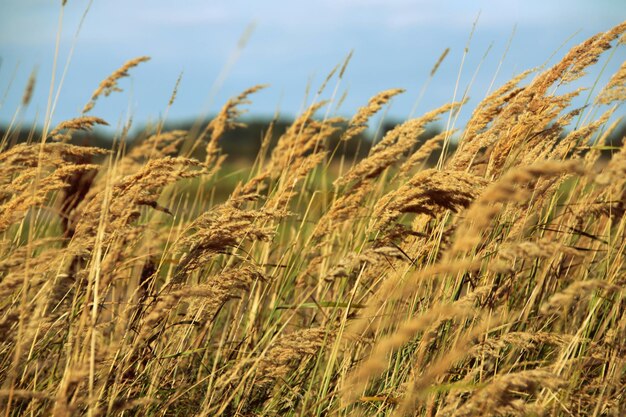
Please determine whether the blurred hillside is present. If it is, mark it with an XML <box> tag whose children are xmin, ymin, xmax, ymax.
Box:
<box><xmin>0</xmin><ymin>117</ymin><xmax>443</xmax><ymax>162</ymax></box>
<box><xmin>2</xmin><ymin>117</ymin><xmax>624</xmax><ymax>163</ymax></box>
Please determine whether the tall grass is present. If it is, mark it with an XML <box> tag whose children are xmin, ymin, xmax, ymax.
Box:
<box><xmin>0</xmin><ymin>19</ymin><xmax>625</xmax><ymax>417</ymax></box>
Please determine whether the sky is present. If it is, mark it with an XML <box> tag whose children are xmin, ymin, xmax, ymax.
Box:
<box><xmin>0</xmin><ymin>0</ymin><xmax>624</xmax><ymax>133</ymax></box>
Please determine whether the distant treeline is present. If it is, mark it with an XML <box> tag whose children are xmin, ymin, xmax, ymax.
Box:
<box><xmin>2</xmin><ymin>117</ymin><xmax>624</xmax><ymax>163</ymax></box>
<box><xmin>0</xmin><ymin>118</ymin><xmax>442</xmax><ymax>161</ymax></box>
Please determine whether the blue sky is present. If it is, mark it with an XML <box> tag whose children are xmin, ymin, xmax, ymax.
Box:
<box><xmin>0</xmin><ymin>0</ymin><xmax>624</xmax><ymax>132</ymax></box>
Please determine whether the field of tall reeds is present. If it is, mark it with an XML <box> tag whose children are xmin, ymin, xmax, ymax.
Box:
<box><xmin>1</xmin><ymin>18</ymin><xmax>625</xmax><ymax>417</ymax></box>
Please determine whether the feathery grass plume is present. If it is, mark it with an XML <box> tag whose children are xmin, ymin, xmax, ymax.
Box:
<box><xmin>0</xmin><ymin>237</ymin><xmax>63</xmax><ymax>271</ymax></box>
<box><xmin>2</xmin><ymin>20</ymin><xmax>626</xmax><ymax>417</ymax></box>
<box><xmin>0</xmin><ymin>142</ymin><xmax>107</xmax><ymax>174</ymax></box>
<box><xmin>520</xmin><ymin>88</ymin><xmax>586</xmax><ymax>149</ymax></box>
<box><xmin>209</xmin><ymin>328</ymin><xmax>334</xmax><ymax>415</ymax></box>
<box><xmin>0</xmin><ymin>247</ymin><xmax>77</xmax><ymax>356</ymax></box>
<box><xmin>138</xmin><ymin>266</ymin><xmax>264</xmax><ymax>342</ymax></box>
<box><xmin>560</xmin><ymin>21</ymin><xmax>626</xmax><ymax>83</ymax></box>
<box><xmin>451</xmin><ymin>160</ymin><xmax>584</xmax><ymax>254</ymax></box>
<box><xmin>0</xmin><ymin>245</ymin><xmax>68</xmax><ymax>300</ymax></box>
<box><xmin>465</xmin><ymin>69</ymin><xmax>531</xmax><ymax>136</ymax></box>
<box><xmin>0</xmin><ymin>164</ymin><xmax>99</xmax><ymax>232</ymax></box>
<box><xmin>298</xmin><ymin>244</ymin><xmax>404</xmax><ymax>295</ymax></box>
<box><xmin>498</xmin><ymin>239</ymin><xmax>584</xmax><ymax>261</ymax></box>
<box><xmin>82</xmin><ymin>56</ymin><xmax>151</xmax><ymax>114</ymax></box>
<box><xmin>267</xmin><ymin>100</ymin><xmax>327</xmax><ymax>168</ymax></box>
<box><xmin>0</xmin><ymin>144</ymin><xmax>106</xmax><ymax>235</ymax></box>
<box><xmin>468</xmin><ymin>331</ymin><xmax>572</xmax><ymax>360</ymax></box>
<box><xmin>183</xmin><ymin>266</ymin><xmax>265</xmax><ymax>318</ymax></box>
<box><xmin>344</xmin><ymin>260</ymin><xmax>482</xmax><ymax>338</ymax></box>
<box><xmin>229</xmin><ymin>171</ymin><xmax>271</xmax><ymax>207</ymax></box>
<box><xmin>339</xmin><ymin>49</ymin><xmax>354</xmax><ymax>79</ymax></box>
<box><xmin>341</xmin><ymin>88</ymin><xmax>405</xmax><ymax>142</ymax></box>
<box><xmin>71</xmin><ymin>157</ymin><xmax>207</xmax><ymax>253</ymax></box>
<box><xmin>583</xmin><ymin>117</ymin><xmax>622</xmax><ymax>169</ymax></box>
<box><xmin>48</xmin><ymin>116</ymin><xmax>109</xmax><ymax>141</ymax></box>
<box><xmin>539</xmin><ymin>279</ymin><xmax>620</xmax><ymax>315</ymax></box>
<box><xmin>451</xmin><ymin>24</ymin><xmax>624</xmax><ymax>178</ymax></box>
<box><xmin>168</xmin><ymin>72</ymin><xmax>183</xmax><ymax>107</ymax></box>
<box><xmin>394</xmin><ymin>316</ymin><xmax>503</xmax><ymax>417</ymax></box>
<box><xmin>549</xmin><ymin>108</ymin><xmax>615</xmax><ymax>160</ymax></box>
<box><xmin>21</xmin><ymin>68</ymin><xmax>37</xmax><ymax>107</ymax></box>
<box><xmin>310</xmin><ymin>180</ymin><xmax>373</xmax><ymax>242</ymax></box>
<box><xmin>255</xmin><ymin>327</ymin><xmax>331</xmax><ymax>384</ymax></box>
<box><xmin>336</xmin><ymin>100</ymin><xmax>465</xmax><ymax>189</ymax></box>
<box><xmin>372</xmin><ymin>169</ymin><xmax>487</xmax><ymax>231</ymax></box>
<box><xmin>485</xmin><ymin>87</ymin><xmax>586</xmax><ymax>176</ymax></box>
<box><xmin>266</xmin><ymin>149</ymin><xmax>329</xmax><ymax>210</ymax></box>
<box><xmin>448</xmin><ymin>70</ymin><xmax>532</xmax><ymax>171</ymax></box>
<box><xmin>317</xmin><ymin>62</ymin><xmax>341</xmax><ymax>96</ymax></box>
<box><xmin>342</xmin><ymin>304</ymin><xmax>473</xmax><ymax>405</ymax></box>
<box><xmin>489</xmin><ymin>23</ymin><xmax>624</xmax><ymax>173</ymax></box>
<box><xmin>450</xmin><ymin>369</ymin><xmax>566</xmax><ymax>417</ymax></box>
<box><xmin>430</xmin><ymin>48</ymin><xmax>450</xmax><ymax>77</ymax></box>
<box><xmin>23</xmin><ymin>160</ymin><xmax>202</xmax><ymax>406</ymax></box>
<box><xmin>597</xmin><ymin>60</ymin><xmax>626</xmax><ymax>105</ymax></box>
<box><xmin>513</xmin><ymin>108</ymin><xmax>583</xmax><ymax>166</ymax></box>
<box><xmin>49</xmin><ymin>116</ymin><xmax>109</xmax><ymax>134</ymax></box>
<box><xmin>530</xmin><ymin>22</ymin><xmax>625</xmax><ymax>95</ymax></box>
<box><xmin>570</xmin><ymin>135</ymin><xmax>626</xmax><ymax>223</ymax></box>
<box><xmin>266</xmin><ymin>101</ymin><xmax>342</xmax><ymax>174</ymax></box>
<box><xmin>322</xmin><ymin>246</ymin><xmax>404</xmax><ymax>282</ymax></box>
<box><xmin>399</xmin><ymin>129</ymin><xmax>454</xmax><ymax>177</ymax></box>
<box><xmin>118</xmin><ymin>130</ymin><xmax>188</xmax><ymax>176</ymax></box>
<box><xmin>254</xmin><ymin>108</ymin><xmax>339</xmax><ymax>209</ymax></box>
<box><xmin>595</xmin><ymin>128</ymin><xmax>626</xmax><ymax>185</ymax></box>
<box><xmin>202</xmin><ymin>84</ymin><xmax>267</xmax><ymax>166</ymax></box>
<box><xmin>174</xmin><ymin>204</ymin><xmax>287</xmax><ymax>279</ymax></box>
<box><xmin>0</xmin><ymin>390</ymin><xmax>50</xmax><ymax>400</ymax></box>
<box><xmin>227</xmin><ymin>122</ymin><xmax>276</xmax><ymax>204</ymax></box>
<box><xmin>410</xmin><ymin>284</ymin><xmax>496</xmax><ymax>366</ymax></box>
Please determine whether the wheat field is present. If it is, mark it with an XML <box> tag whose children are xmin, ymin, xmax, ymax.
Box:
<box><xmin>0</xmin><ymin>18</ymin><xmax>625</xmax><ymax>417</ymax></box>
